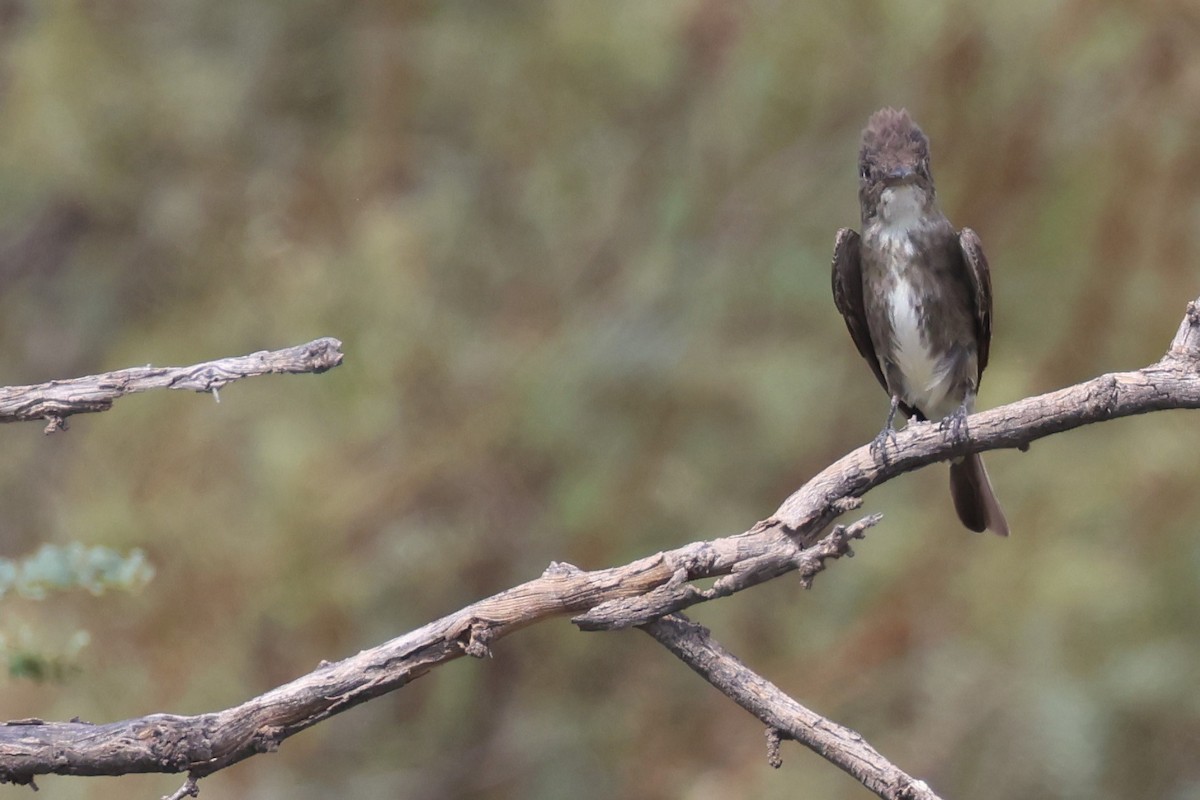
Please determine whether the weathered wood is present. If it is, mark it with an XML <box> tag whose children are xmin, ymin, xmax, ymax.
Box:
<box><xmin>0</xmin><ymin>516</ymin><xmax>876</xmax><ymax>787</ymax></box>
<box><xmin>3</xmin><ymin>297</ymin><xmax>1200</xmax><ymax>798</ymax></box>
<box><xmin>644</xmin><ymin>614</ymin><xmax>945</xmax><ymax>800</ymax></box>
<box><xmin>0</xmin><ymin>337</ymin><xmax>344</xmax><ymax>432</ymax></box>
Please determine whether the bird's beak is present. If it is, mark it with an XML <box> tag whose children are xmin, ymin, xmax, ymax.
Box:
<box><xmin>883</xmin><ymin>165</ymin><xmax>917</xmax><ymax>185</ymax></box>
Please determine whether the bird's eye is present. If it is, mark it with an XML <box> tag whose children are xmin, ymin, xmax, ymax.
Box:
<box><xmin>859</xmin><ymin>164</ymin><xmax>870</xmax><ymax>181</ymax></box>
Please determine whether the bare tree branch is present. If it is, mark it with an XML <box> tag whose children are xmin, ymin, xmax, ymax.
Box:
<box><xmin>0</xmin><ymin>337</ymin><xmax>344</xmax><ymax>433</ymax></box>
<box><xmin>0</xmin><ymin>519</ymin><xmax>875</xmax><ymax>788</ymax></box>
<box><xmin>2</xmin><ymin>297</ymin><xmax>1200</xmax><ymax>795</ymax></box>
<box><xmin>774</xmin><ymin>296</ymin><xmax>1200</xmax><ymax>544</ymax></box>
<box><xmin>643</xmin><ymin>612</ymin><xmax>944</xmax><ymax>800</ymax></box>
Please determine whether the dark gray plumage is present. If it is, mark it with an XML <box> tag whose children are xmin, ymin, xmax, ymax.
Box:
<box><xmin>832</xmin><ymin>107</ymin><xmax>1008</xmax><ymax>536</ymax></box>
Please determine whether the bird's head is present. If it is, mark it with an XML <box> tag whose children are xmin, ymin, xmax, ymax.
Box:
<box><xmin>857</xmin><ymin>107</ymin><xmax>937</xmax><ymax>226</ymax></box>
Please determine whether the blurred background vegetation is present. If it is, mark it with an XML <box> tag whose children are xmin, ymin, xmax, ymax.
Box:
<box><xmin>0</xmin><ymin>1</ymin><xmax>1198</xmax><ymax>798</ymax></box>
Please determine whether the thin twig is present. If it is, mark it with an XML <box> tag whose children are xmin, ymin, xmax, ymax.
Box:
<box><xmin>643</xmin><ymin>613</ymin><xmax>944</xmax><ymax>800</ymax></box>
<box><xmin>161</xmin><ymin>775</ymin><xmax>199</xmax><ymax>800</ymax></box>
<box><xmin>0</xmin><ymin>338</ymin><xmax>344</xmax><ymax>433</ymax></box>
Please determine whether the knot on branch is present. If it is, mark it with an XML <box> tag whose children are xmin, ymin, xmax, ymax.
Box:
<box><xmin>1084</xmin><ymin>375</ymin><xmax>1121</xmax><ymax>418</ymax></box>
<box><xmin>541</xmin><ymin>561</ymin><xmax>582</xmax><ymax>578</ymax></box>
<box><xmin>142</xmin><ymin>715</ymin><xmax>215</xmax><ymax>770</ymax></box>
<box><xmin>304</xmin><ymin>338</ymin><xmax>345</xmax><ymax>373</ymax></box>
<box><xmin>464</xmin><ymin>623</ymin><xmax>495</xmax><ymax>658</ymax></box>
<box><xmin>765</xmin><ymin>727</ymin><xmax>786</xmax><ymax>768</ymax></box>
<box><xmin>797</xmin><ymin>514</ymin><xmax>881</xmax><ymax>589</ymax></box>
<box><xmin>894</xmin><ymin>777</ymin><xmax>938</xmax><ymax>800</ymax></box>
<box><xmin>252</xmin><ymin>727</ymin><xmax>285</xmax><ymax>754</ymax></box>
<box><xmin>829</xmin><ymin>496</ymin><xmax>864</xmax><ymax>518</ymax></box>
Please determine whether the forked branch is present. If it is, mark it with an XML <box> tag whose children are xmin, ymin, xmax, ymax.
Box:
<box><xmin>3</xmin><ymin>297</ymin><xmax>1200</xmax><ymax>799</ymax></box>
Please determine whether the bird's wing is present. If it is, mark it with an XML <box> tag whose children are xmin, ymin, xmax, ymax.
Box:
<box><xmin>957</xmin><ymin>227</ymin><xmax>993</xmax><ymax>381</ymax></box>
<box><xmin>831</xmin><ymin>227</ymin><xmax>890</xmax><ymax>396</ymax></box>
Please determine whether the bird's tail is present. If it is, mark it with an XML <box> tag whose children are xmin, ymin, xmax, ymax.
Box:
<box><xmin>949</xmin><ymin>453</ymin><xmax>1009</xmax><ymax>536</ymax></box>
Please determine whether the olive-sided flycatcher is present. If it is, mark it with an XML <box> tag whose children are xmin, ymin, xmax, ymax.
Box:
<box><xmin>831</xmin><ymin>107</ymin><xmax>1009</xmax><ymax>535</ymax></box>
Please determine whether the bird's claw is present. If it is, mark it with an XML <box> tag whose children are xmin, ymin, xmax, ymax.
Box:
<box><xmin>869</xmin><ymin>425</ymin><xmax>899</xmax><ymax>464</ymax></box>
<box><xmin>870</xmin><ymin>395</ymin><xmax>903</xmax><ymax>464</ymax></box>
<box><xmin>939</xmin><ymin>404</ymin><xmax>970</xmax><ymax>447</ymax></box>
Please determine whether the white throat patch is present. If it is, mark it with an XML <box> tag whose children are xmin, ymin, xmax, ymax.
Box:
<box><xmin>878</xmin><ymin>185</ymin><xmax>926</xmax><ymax>233</ymax></box>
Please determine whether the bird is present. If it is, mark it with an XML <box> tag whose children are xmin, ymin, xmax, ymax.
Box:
<box><xmin>831</xmin><ymin>107</ymin><xmax>1009</xmax><ymax>536</ymax></box>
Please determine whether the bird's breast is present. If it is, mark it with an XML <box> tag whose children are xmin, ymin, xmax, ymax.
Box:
<box><xmin>868</xmin><ymin>229</ymin><xmax>964</xmax><ymax>419</ymax></box>
<box><xmin>886</xmin><ymin>275</ymin><xmax>951</xmax><ymax>410</ymax></box>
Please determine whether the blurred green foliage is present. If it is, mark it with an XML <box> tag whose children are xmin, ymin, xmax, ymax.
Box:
<box><xmin>0</xmin><ymin>544</ymin><xmax>149</xmax><ymax>679</ymax></box>
<box><xmin>0</xmin><ymin>543</ymin><xmax>152</xmax><ymax>601</ymax></box>
<box><xmin>5</xmin><ymin>626</ymin><xmax>90</xmax><ymax>683</ymax></box>
<box><xmin>0</xmin><ymin>1</ymin><xmax>1198</xmax><ymax>799</ymax></box>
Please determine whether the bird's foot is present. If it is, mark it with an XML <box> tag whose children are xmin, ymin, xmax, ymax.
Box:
<box><xmin>939</xmin><ymin>403</ymin><xmax>970</xmax><ymax>448</ymax></box>
<box><xmin>869</xmin><ymin>426</ymin><xmax>899</xmax><ymax>464</ymax></box>
<box><xmin>869</xmin><ymin>396</ymin><xmax>902</xmax><ymax>464</ymax></box>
